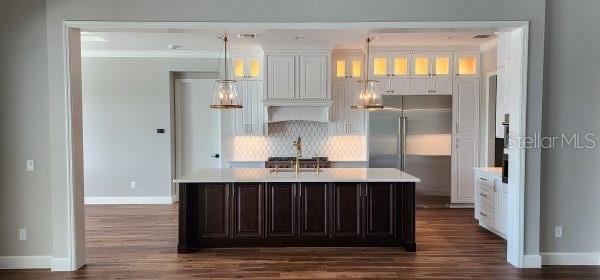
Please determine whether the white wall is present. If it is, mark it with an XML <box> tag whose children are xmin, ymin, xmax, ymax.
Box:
<box><xmin>0</xmin><ymin>0</ymin><xmax>52</xmax><ymax>259</ymax></box>
<box><xmin>81</xmin><ymin>57</ymin><xmax>218</xmax><ymax>199</ymax></box>
<box><xmin>480</xmin><ymin>46</ymin><xmax>498</xmax><ymax>165</ymax></box>
<box><xmin>541</xmin><ymin>0</ymin><xmax>600</xmax><ymax>256</ymax></box>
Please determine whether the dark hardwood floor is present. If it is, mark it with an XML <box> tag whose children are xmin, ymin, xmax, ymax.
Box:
<box><xmin>1</xmin><ymin>204</ymin><xmax>598</xmax><ymax>279</ymax></box>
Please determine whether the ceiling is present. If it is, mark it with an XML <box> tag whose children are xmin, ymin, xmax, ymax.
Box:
<box><xmin>81</xmin><ymin>29</ymin><xmax>497</xmax><ymax>57</ymax></box>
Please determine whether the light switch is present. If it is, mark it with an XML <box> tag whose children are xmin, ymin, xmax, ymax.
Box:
<box><xmin>130</xmin><ymin>181</ymin><xmax>137</xmax><ymax>189</ymax></box>
<box><xmin>26</xmin><ymin>160</ymin><xmax>34</xmax><ymax>171</ymax></box>
<box><xmin>554</xmin><ymin>225</ymin><xmax>563</xmax><ymax>238</ymax></box>
<box><xmin>19</xmin><ymin>228</ymin><xmax>27</xmax><ymax>241</ymax></box>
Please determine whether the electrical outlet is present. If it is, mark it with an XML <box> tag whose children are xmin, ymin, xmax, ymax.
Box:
<box><xmin>19</xmin><ymin>228</ymin><xmax>27</xmax><ymax>241</ymax></box>
<box><xmin>26</xmin><ymin>160</ymin><xmax>34</xmax><ymax>171</ymax></box>
<box><xmin>554</xmin><ymin>225</ymin><xmax>563</xmax><ymax>238</ymax></box>
<box><xmin>130</xmin><ymin>181</ymin><xmax>137</xmax><ymax>189</ymax></box>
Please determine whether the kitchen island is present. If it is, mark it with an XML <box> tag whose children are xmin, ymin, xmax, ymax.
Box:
<box><xmin>174</xmin><ymin>168</ymin><xmax>420</xmax><ymax>252</ymax></box>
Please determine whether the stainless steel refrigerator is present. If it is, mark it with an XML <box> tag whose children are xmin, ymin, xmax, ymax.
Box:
<box><xmin>369</xmin><ymin>95</ymin><xmax>452</xmax><ymax>207</ymax></box>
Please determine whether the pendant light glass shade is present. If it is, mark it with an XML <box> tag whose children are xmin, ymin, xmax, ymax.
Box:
<box><xmin>351</xmin><ymin>37</ymin><xmax>383</xmax><ymax>110</ymax></box>
<box><xmin>351</xmin><ymin>80</ymin><xmax>383</xmax><ymax>109</ymax></box>
<box><xmin>210</xmin><ymin>35</ymin><xmax>242</xmax><ymax>109</ymax></box>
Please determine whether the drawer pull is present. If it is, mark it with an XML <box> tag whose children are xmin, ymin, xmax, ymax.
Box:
<box><xmin>479</xmin><ymin>177</ymin><xmax>488</xmax><ymax>181</ymax></box>
<box><xmin>480</xmin><ymin>212</ymin><xmax>488</xmax><ymax>218</ymax></box>
<box><xmin>480</xmin><ymin>193</ymin><xmax>488</xmax><ymax>198</ymax></box>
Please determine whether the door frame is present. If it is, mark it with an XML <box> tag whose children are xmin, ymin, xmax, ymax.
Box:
<box><xmin>58</xmin><ymin>20</ymin><xmax>533</xmax><ymax>270</ymax></box>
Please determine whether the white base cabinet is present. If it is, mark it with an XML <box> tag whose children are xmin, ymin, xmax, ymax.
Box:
<box><xmin>474</xmin><ymin>168</ymin><xmax>507</xmax><ymax>239</ymax></box>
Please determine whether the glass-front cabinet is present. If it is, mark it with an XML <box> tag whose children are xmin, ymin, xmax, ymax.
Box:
<box><xmin>454</xmin><ymin>53</ymin><xmax>479</xmax><ymax>77</ymax></box>
<box><xmin>333</xmin><ymin>50</ymin><xmax>364</xmax><ymax>80</ymax></box>
<box><xmin>411</xmin><ymin>53</ymin><xmax>453</xmax><ymax>78</ymax></box>
<box><xmin>232</xmin><ymin>56</ymin><xmax>262</xmax><ymax>80</ymax></box>
<box><xmin>370</xmin><ymin>52</ymin><xmax>410</xmax><ymax>79</ymax></box>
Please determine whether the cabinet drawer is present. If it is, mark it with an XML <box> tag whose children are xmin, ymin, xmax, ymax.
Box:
<box><xmin>477</xmin><ymin>183</ymin><xmax>495</xmax><ymax>207</ymax></box>
<box><xmin>476</xmin><ymin>173</ymin><xmax>495</xmax><ymax>187</ymax></box>
<box><xmin>478</xmin><ymin>203</ymin><xmax>495</xmax><ymax>225</ymax></box>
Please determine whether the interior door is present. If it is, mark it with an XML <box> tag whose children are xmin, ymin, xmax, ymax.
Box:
<box><xmin>175</xmin><ymin>79</ymin><xmax>221</xmax><ymax>177</ymax></box>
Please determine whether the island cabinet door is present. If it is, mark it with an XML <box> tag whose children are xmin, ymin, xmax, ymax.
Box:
<box><xmin>331</xmin><ymin>183</ymin><xmax>362</xmax><ymax>239</ymax></box>
<box><xmin>364</xmin><ymin>183</ymin><xmax>396</xmax><ymax>240</ymax></box>
<box><xmin>232</xmin><ymin>183</ymin><xmax>264</xmax><ymax>238</ymax></box>
<box><xmin>198</xmin><ymin>183</ymin><xmax>230</xmax><ymax>238</ymax></box>
<box><xmin>298</xmin><ymin>183</ymin><xmax>329</xmax><ymax>239</ymax></box>
<box><xmin>266</xmin><ymin>183</ymin><xmax>296</xmax><ymax>238</ymax></box>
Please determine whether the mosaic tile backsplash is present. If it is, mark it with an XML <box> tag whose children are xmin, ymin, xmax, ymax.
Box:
<box><xmin>233</xmin><ymin>120</ymin><xmax>366</xmax><ymax>161</ymax></box>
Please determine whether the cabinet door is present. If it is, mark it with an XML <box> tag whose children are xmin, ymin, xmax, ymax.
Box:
<box><xmin>411</xmin><ymin>54</ymin><xmax>431</xmax><ymax>78</ymax></box>
<box><xmin>246</xmin><ymin>57</ymin><xmax>262</xmax><ymax>80</ymax></box>
<box><xmin>455</xmin><ymin>53</ymin><xmax>479</xmax><ymax>77</ymax></box>
<box><xmin>389</xmin><ymin>78</ymin><xmax>411</xmax><ymax>95</ymax></box>
<box><xmin>452</xmin><ymin>136</ymin><xmax>476</xmax><ymax>203</ymax></box>
<box><xmin>389</xmin><ymin>53</ymin><xmax>410</xmax><ymax>78</ymax></box>
<box><xmin>233</xmin><ymin>183</ymin><xmax>264</xmax><ymax>238</ymax></box>
<box><xmin>347</xmin><ymin>55</ymin><xmax>364</xmax><ymax>80</ymax></box>
<box><xmin>431</xmin><ymin>53</ymin><xmax>452</xmax><ymax>78</ymax></box>
<box><xmin>331</xmin><ymin>80</ymin><xmax>348</xmax><ymax>134</ymax></box>
<box><xmin>234</xmin><ymin>81</ymin><xmax>263</xmax><ymax>135</ymax></box>
<box><xmin>495</xmin><ymin>180</ymin><xmax>508</xmax><ymax>237</ymax></box>
<box><xmin>365</xmin><ymin>183</ymin><xmax>395</xmax><ymax>238</ymax></box>
<box><xmin>232</xmin><ymin>56</ymin><xmax>246</xmax><ymax>80</ymax></box>
<box><xmin>453</xmin><ymin>78</ymin><xmax>479</xmax><ymax>135</ymax></box>
<box><xmin>371</xmin><ymin>53</ymin><xmax>389</xmax><ymax>78</ymax></box>
<box><xmin>346</xmin><ymin>80</ymin><xmax>365</xmax><ymax>134</ymax></box>
<box><xmin>409</xmin><ymin>79</ymin><xmax>429</xmax><ymax>95</ymax></box>
<box><xmin>299</xmin><ymin>183</ymin><xmax>329</xmax><ymax>238</ymax></box>
<box><xmin>331</xmin><ymin>183</ymin><xmax>362</xmax><ymax>238</ymax></box>
<box><xmin>333</xmin><ymin>56</ymin><xmax>347</xmax><ymax>80</ymax></box>
<box><xmin>266</xmin><ymin>183</ymin><xmax>296</xmax><ymax>238</ymax></box>
<box><xmin>199</xmin><ymin>183</ymin><xmax>230</xmax><ymax>238</ymax></box>
<box><xmin>429</xmin><ymin>78</ymin><xmax>452</xmax><ymax>95</ymax></box>
<box><xmin>267</xmin><ymin>55</ymin><xmax>295</xmax><ymax>99</ymax></box>
<box><xmin>299</xmin><ymin>55</ymin><xmax>328</xmax><ymax>100</ymax></box>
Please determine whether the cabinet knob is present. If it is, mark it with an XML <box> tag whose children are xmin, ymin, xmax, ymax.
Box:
<box><xmin>432</xmin><ymin>73</ymin><xmax>436</xmax><ymax>76</ymax></box>
<box><xmin>391</xmin><ymin>74</ymin><xmax>395</xmax><ymax>76</ymax></box>
<box><xmin>456</xmin><ymin>73</ymin><xmax>460</xmax><ymax>76</ymax></box>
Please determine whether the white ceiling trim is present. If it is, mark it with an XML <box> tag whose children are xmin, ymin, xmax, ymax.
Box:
<box><xmin>81</xmin><ymin>50</ymin><xmax>220</xmax><ymax>58</ymax></box>
<box><xmin>480</xmin><ymin>38</ymin><xmax>498</xmax><ymax>52</ymax></box>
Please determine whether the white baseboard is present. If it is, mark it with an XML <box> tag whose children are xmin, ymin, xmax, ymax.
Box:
<box><xmin>84</xmin><ymin>196</ymin><xmax>173</xmax><ymax>205</ymax></box>
<box><xmin>522</xmin><ymin>254</ymin><xmax>542</xmax><ymax>268</ymax></box>
<box><xmin>541</xmin><ymin>252</ymin><xmax>600</xmax><ymax>265</ymax></box>
<box><xmin>0</xmin><ymin>255</ymin><xmax>50</xmax><ymax>269</ymax></box>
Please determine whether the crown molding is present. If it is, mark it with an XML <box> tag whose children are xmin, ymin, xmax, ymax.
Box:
<box><xmin>81</xmin><ymin>50</ymin><xmax>220</xmax><ymax>58</ymax></box>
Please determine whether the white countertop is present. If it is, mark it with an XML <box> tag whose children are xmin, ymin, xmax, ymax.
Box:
<box><xmin>474</xmin><ymin>167</ymin><xmax>503</xmax><ymax>178</ymax></box>
<box><xmin>174</xmin><ymin>168</ymin><xmax>420</xmax><ymax>183</ymax></box>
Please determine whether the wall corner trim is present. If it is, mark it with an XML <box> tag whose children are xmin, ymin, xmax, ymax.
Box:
<box><xmin>522</xmin><ymin>254</ymin><xmax>542</xmax><ymax>268</ymax></box>
<box><xmin>541</xmin><ymin>252</ymin><xmax>600</xmax><ymax>266</ymax></box>
<box><xmin>0</xmin><ymin>256</ymin><xmax>51</xmax><ymax>269</ymax></box>
<box><xmin>84</xmin><ymin>196</ymin><xmax>174</xmax><ymax>205</ymax></box>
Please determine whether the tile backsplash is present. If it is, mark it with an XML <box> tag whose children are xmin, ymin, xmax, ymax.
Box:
<box><xmin>233</xmin><ymin>120</ymin><xmax>366</xmax><ymax>161</ymax></box>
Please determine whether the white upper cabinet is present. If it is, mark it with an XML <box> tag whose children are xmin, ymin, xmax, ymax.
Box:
<box><xmin>410</xmin><ymin>53</ymin><xmax>431</xmax><ymax>78</ymax></box>
<box><xmin>454</xmin><ymin>78</ymin><xmax>479</xmax><ymax>136</ymax></box>
<box><xmin>454</xmin><ymin>53</ymin><xmax>480</xmax><ymax>78</ymax></box>
<box><xmin>333</xmin><ymin>51</ymin><xmax>363</xmax><ymax>80</ymax></box>
<box><xmin>370</xmin><ymin>52</ymin><xmax>410</xmax><ymax>79</ymax></box>
<box><xmin>266</xmin><ymin>55</ymin><xmax>295</xmax><ymax>99</ymax></box>
<box><xmin>331</xmin><ymin>79</ymin><xmax>365</xmax><ymax>135</ymax></box>
<box><xmin>232</xmin><ymin>56</ymin><xmax>262</xmax><ymax>80</ymax></box>
<box><xmin>266</xmin><ymin>54</ymin><xmax>330</xmax><ymax>101</ymax></box>
<box><xmin>234</xmin><ymin>80</ymin><xmax>264</xmax><ymax>135</ymax></box>
<box><xmin>299</xmin><ymin>55</ymin><xmax>328</xmax><ymax>100</ymax></box>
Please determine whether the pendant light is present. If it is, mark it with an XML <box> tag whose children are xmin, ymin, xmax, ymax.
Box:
<box><xmin>210</xmin><ymin>35</ymin><xmax>242</xmax><ymax>109</ymax></box>
<box><xmin>351</xmin><ymin>37</ymin><xmax>383</xmax><ymax>109</ymax></box>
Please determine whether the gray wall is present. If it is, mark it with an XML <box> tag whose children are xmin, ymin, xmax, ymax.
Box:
<box><xmin>82</xmin><ymin>57</ymin><xmax>218</xmax><ymax>198</ymax></box>
<box><xmin>480</xmin><ymin>46</ymin><xmax>498</xmax><ymax>165</ymax></box>
<box><xmin>0</xmin><ymin>0</ymin><xmax>52</xmax><ymax>257</ymax></box>
<box><xmin>541</xmin><ymin>0</ymin><xmax>600</xmax><ymax>253</ymax></box>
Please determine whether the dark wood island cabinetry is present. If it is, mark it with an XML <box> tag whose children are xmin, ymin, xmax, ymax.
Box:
<box><xmin>177</xmin><ymin>172</ymin><xmax>417</xmax><ymax>252</ymax></box>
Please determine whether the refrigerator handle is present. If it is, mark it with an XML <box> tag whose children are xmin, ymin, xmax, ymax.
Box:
<box><xmin>399</xmin><ymin>117</ymin><xmax>407</xmax><ymax>171</ymax></box>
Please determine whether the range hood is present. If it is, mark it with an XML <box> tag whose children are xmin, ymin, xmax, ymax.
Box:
<box><xmin>264</xmin><ymin>100</ymin><xmax>333</xmax><ymax>123</ymax></box>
